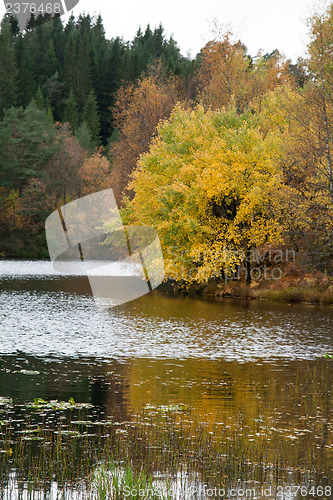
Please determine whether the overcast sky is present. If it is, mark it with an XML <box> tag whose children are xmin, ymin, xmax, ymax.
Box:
<box><xmin>1</xmin><ymin>0</ymin><xmax>331</xmax><ymax>61</ymax></box>
<box><xmin>63</xmin><ymin>0</ymin><xmax>331</xmax><ymax>61</ymax></box>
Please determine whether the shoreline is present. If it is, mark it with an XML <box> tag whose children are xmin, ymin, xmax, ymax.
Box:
<box><xmin>159</xmin><ymin>279</ymin><xmax>333</xmax><ymax>305</ymax></box>
<box><xmin>2</xmin><ymin>259</ymin><xmax>333</xmax><ymax>305</ymax></box>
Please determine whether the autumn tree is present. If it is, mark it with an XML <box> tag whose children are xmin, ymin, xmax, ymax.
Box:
<box><xmin>110</xmin><ymin>63</ymin><xmax>182</xmax><ymax>204</ymax></box>
<box><xmin>196</xmin><ymin>29</ymin><xmax>289</xmax><ymax>113</ymax></box>
<box><xmin>0</xmin><ymin>188</ymin><xmax>23</xmax><ymax>238</ymax></box>
<box><xmin>197</xmin><ymin>31</ymin><xmax>250</xmax><ymax>111</ymax></box>
<box><xmin>248</xmin><ymin>49</ymin><xmax>290</xmax><ymax>112</ymax></box>
<box><xmin>124</xmin><ymin>104</ymin><xmax>305</xmax><ymax>284</ymax></box>
<box><xmin>45</xmin><ymin>122</ymin><xmax>86</xmax><ymax>203</ymax></box>
<box><xmin>18</xmin><ymin>179</ymin><xmax>54</xmax><ymax>237</ymax></box>
<box><xmin>78</xmin><ymin>148</ymin><xmax>112</xmax><ymax>195</ymax></box>
<box><xmin>261</xmin><ymin>6</ymin><xmax>333</xmax><ymax>273</ymax></box>
<box><xmin>300</xmin><ymin>4</ymin><xmax>333</xmax><ymax>201</ymax></box>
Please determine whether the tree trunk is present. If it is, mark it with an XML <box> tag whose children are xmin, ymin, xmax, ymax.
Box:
<box><xmin>246</xmin><ymin>247</ymin><xmax>251</xmax><ymax>285</ymax></box>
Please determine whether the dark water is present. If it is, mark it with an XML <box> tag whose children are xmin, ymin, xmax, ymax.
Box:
<box><xmin>0</xmin><ymin>260</ymin><xmax>332</xmax><ymax>416</ymax></box>
<box><xmin>0</xmin><ymin>261</ymin><xmax>332</xmax><ymax>497</ymax></box>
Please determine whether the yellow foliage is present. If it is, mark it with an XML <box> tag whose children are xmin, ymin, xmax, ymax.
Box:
<box><xmin>124</xmin><ymin>103</ymin><xmax>308</xmax><ymax>284</ymax></box>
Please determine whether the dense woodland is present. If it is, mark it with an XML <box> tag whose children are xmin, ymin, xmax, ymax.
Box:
<box><xmin>0</xmin><ymin>12</ymin><xmax>193</xmax><ymax>256</ymax></box>
<box><xmin>0</xmin><ymin>7</ymin><xmax>332</xmax><ymax>288</ymax></box>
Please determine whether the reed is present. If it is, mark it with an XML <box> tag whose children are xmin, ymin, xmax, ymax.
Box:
<box><xmin>0</xmin><ymin>361</ymin><xmax>331</xmax><ymax>499</ymax></box>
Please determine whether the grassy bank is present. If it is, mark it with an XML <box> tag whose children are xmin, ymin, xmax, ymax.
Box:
<box><xmin>209</xmin><ymin>283</ymin><xmax>333</xmax><ymax>304</ymax></box>
<box><xmin>170</xmin><ymin>272</ymin><xmax>333</xmax><ymax>305</ymax></box>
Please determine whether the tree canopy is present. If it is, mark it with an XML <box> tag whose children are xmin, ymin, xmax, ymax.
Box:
<box><xmin>124</xmin><ymin>103</ymin><xmax>307</xmax><ymax>283</ymax></box>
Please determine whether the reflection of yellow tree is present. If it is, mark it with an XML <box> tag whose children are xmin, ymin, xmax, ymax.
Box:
<box><xmin>125</xmin><ymin>357</ymin><xmax>329</xmax><ymax>438</ymax></box>
<box><xmin>124</xmin><ymin>357</ymin><xmax>333</xmax><ymax>474</ymax></box>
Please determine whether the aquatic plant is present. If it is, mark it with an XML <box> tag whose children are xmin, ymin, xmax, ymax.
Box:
<box><xmin>0</xmin><ymin>360</ymin><xmax>331</xmax><ymax>498</ymax></box>
<box><xmin>27</xmin><ymin>397</ymin><xmax>93</xmax><ymax>410</ymax></box>
<box><xmin>92</xmin><ymin>462</ymin><xmax>169</xmax><ymax>500</ymax></box>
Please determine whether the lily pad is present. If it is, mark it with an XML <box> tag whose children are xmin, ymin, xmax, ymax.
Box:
<box><xmin>17</xmin><ymin>370</ymin><xmax>40</xmax><ymax>375</ymax></box>
<box><xmin>27</xmin><ymin>398</ymin><xmax>92</xmax><ymax>410</ymax></box>
<box><xmin>0</xmin><ymin>397</ymin><xmax>13</xmax><ymax>406</ymax></box>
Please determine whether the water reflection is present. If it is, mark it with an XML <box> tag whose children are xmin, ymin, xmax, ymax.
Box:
<box><xmin>0</xmin><ymin>260</ymin><xmax>332</xmax><ymax>420</ymax></box>
<box><xmin>0</xmin><ymin>262</ymin><xmax>332</xmax><ymax>361</ymax></box>
<box><xmin>0</xmin><ymin>261</ymin><xmax>332</xmax><ymax>494</ymax></box>
<box><xmin>0</xmin><ymin>354</ymin><xmax>331</xmax><ymax>426</ymax></box>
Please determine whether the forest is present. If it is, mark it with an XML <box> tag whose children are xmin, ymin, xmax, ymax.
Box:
<box><xmin>0</xmin><ymin>6</ymin><xmax>332</xmax><ymax>292</ymax></box>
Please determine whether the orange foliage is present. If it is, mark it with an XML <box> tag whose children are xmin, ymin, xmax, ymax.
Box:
<box><xmin>110</xmin><ymin>64</ymin><xmax>183</xmax><ymax>205</ymax></box>
<box><xmin>197</xmin><ymin>30</ymin><xmax>289</xmax><ymax>112</ymax></box>
<box><xmin>198</xmin><ymin>31</ymin><xmax>250</xmax><ymax>111</ymax></box>
<box><xmin>46</xmin><ymin>123</ymin><xmax>86</xmax><ymax>203</ymax></box>
<box><xmin>78</xmin><ymin>148</ymin><xmax>112</xmax><ymax>196</ymax></box>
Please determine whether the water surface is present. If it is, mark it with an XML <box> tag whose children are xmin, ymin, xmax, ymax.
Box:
<box><xmin>1</xmin><ymin>261</ymin><xmax>332</xmax><ymax>362</ymax></box>
<box><xmin>0</xmin><ymin>261</ymin><xmax>332</xmax><ymax>496</ymax></box>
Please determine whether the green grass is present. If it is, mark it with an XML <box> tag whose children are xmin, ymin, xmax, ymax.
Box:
<box><xmin>92</xmin><ymin>462</ymin><xmax>170</xmax><ymax>500</ymax></box>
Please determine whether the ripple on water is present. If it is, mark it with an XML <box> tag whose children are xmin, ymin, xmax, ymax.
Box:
<box><xmin>0</xmin><ymin>261</ymin><xmax>332</xmax><ymax>361</ymax></box>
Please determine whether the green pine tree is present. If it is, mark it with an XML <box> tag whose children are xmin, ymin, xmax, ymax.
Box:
<box><xmin>76</xmin><ymin>30</ymin><xmax>92</xmax><ymax>107</ymax></box>
<box><xmin>45</xmin><ymin>39</ymin><xmax>58</xmax><ymax>79</ymax></box>
<box><xmin>15</xmin><ymin>35</ymin><xmax>36</xmax><ymax>107</ymax></box>
<box><xmin>82</xmin><ymin>90</ymin><xmax>100</xmax><ymax>145</ymax></box>
<box><xmin>64</xmin><ymin>91</ymin><xmax>80</xmax><ymax>130</ymax></box>
<box><xmin>44</xmin><ymin>71</ymin><xmax>63</xmax><ymax>121</ymax></box>
<box><xmin>0</xmin><ymin>100</ymin><xmax>56</xmax><ymax>193</ymax></box>
<box><xmin>50</xmin><ymin>15</ymin><xmax>65</xmax><ymax>66</ymax></box>
<box><xmin>75</xmin><ymin>120</ymin><xmax>94</xmax><ymax>152</ymax></box>
<box><xmin>34</xmin><ymin>87</ymin><xmax>45</xmax><ymax>110</ymax></box>
<box><xmin>63</xmin><ymin>31</ymin><xmax>77</xmax><ymax>94</ymax></box>
<box><xmin>0</xmin><ymin>19</ymin><xmax>17</xmax><ymax>116</ymax></box>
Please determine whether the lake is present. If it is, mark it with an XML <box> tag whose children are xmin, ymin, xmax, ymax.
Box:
<box><xmin>0</xmin><ymin>261</ymin><xmax>332</xmax><ymax>499</ymax></box>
